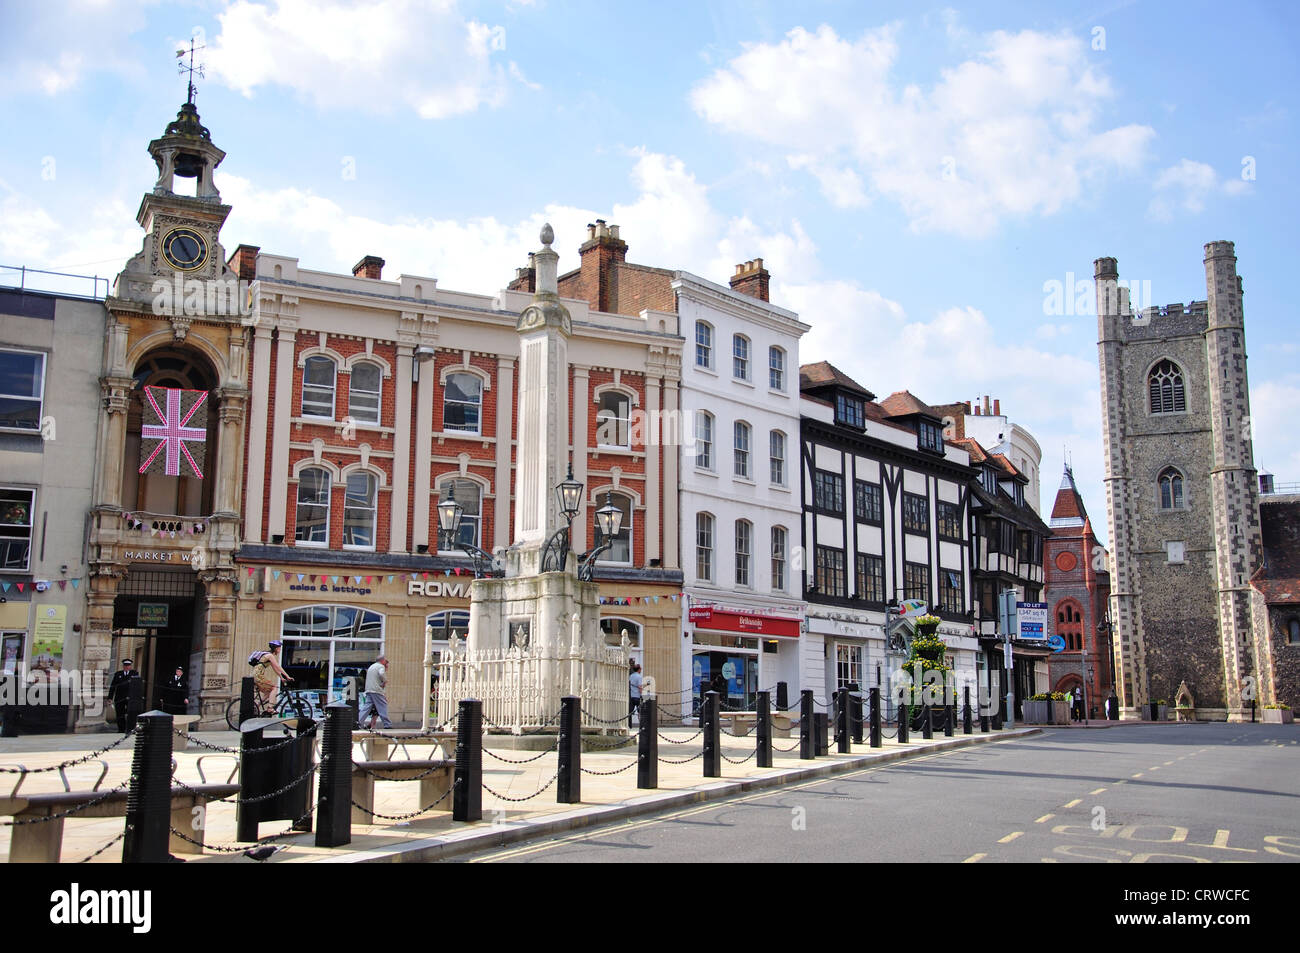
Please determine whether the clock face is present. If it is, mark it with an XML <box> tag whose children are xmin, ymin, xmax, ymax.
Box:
<box><xmin>161</xmin><ymin>226</ymin><xmax>208</xmax><ymax>271</ymax></box>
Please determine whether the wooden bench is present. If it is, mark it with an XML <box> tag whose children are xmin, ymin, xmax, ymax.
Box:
<box><xmin>353</xmin><ymin>730</ymin><xmax>457</xmax><ymax>762</ymax></box>
<box><xmin>3</xmin><ymin>783</ymin><xmax>240</xmax><ymax>862</ymax></box>
<box><xmin>350</xmin><ymin>759</ymin><xmax>453</xmax><ymax>824</ymax></box>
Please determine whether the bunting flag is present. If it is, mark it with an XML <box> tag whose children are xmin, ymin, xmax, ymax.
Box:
<box><xmin>1</xmin><ymin>582</ymin><xmax>9</xmax><ymax>593</ymax></box>
<box><xmin>247</xmin><ymin>567</ymin><xmax>254</xmax><ymax>576</ymax></box>
<box><xmin>297</xmin><ymin>574</ymin><xmax>305</xmax><ymax>583</ymax></box>
<box><xmin>272</xmin><ymin>570</ymin><xmax>281</xmax><ymax>581</ymax></box>
<box><xmin>309</xmin><ymin>575</ymin><xmax>317</xmax><ymax>584</ymax></box>
<box><xmin>16</xmin><ymin>583</ymin><xmax>24</xmax><ymax>592</ymax></box>
<box><xmin>387</xmin><ymin>575</ymin><xmax>394</xmax><ymax>583</ymax></box>
<box><xmin>365</xmin><ymin>576</ymin><xmax>373</xmax><ymax>584</ymax></box>
<box><xmin>70</xmin><ymin>579</ymin><xmax>79</xmax><ymax>590</ymax></box>
<box><xmin>138</xmin><ymin>386</ymin><xmax>208</xmax><ymax>478</ymax></box>
<box><xmin>57</xmin><ymin>580</ymin><xmax>67</xmax><ymax>591</ymax></box>
<box><xmin>331</xmin><ymin>575</ymin><xmax>340</xmax><ymax>584</ymax></box>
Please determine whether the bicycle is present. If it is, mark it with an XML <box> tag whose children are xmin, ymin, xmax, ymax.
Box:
<box><xmin>224</xmin><ymin>687</ymin><xmax>320</xmax><ymax>730</ymax></box>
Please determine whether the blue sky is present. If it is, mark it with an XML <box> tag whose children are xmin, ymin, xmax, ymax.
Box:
<box><xmin>3</xmin><ymin>0</ymin><xmax>1298</xmax><ymax>540</ymax></box>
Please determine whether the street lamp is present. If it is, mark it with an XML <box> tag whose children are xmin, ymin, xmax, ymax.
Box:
<box><xmin>541</xmin><ymin>464</ymin><xmax>584</xmax><ymax>573</ymax></box>
<box><xmin>436</xmin><ymin>485</ymin><xmax>499</xmax><ymax>578</ymax></box>
<box><xmin>578</xmin><ymin>492</ymin><xmax>624</xmax><ymax>581</ymax></box>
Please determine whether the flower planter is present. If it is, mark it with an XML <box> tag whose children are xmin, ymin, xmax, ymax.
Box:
<box><xmin>1262</xmin><ymin>708</ymin><xmax>1294</xmax><ymax>725</ymax></box>
<box><xmin>1021</xmin><ymin>700</ymin><xmax>1070</xmax><ymax>724</ymax></box>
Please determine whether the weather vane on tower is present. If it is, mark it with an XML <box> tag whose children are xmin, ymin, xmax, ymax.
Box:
<box><xmin>176</xmin><ymin>37</ymin><xmax>206</xmax><ymax>105</ymax></box>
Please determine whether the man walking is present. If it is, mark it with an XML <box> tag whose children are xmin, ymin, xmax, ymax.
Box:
<box><xmin>108</xmin><ymin>659</ymin><xmax>141</xmax><ymax>733</ymax></box>
<box><xmin>629</xmin><ymin>661</ymin><xmax>644</xmax><ymax>725</ymax></box>
<box><xmin>359</xmin><ymin>653</ymin><xmax>391</xmax><ymax>730</ymax></box>
<box><xmin>163</xmin><ymin>666</ymin><xmax>189</xmax><ymax>716</ymax></box>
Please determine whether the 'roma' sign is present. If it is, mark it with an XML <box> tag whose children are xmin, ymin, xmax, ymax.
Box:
<box><xmin>139</xmin><ymin>386</ymin><xmax>207</xmax><ymax>478</ymax></box>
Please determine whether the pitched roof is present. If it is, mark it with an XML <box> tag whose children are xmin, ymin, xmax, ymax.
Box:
<box><xmin>799</xmin><ymin>361</ymin><xmax>874</xmax><ymax>398</ymax></box>
<box><xmin>879</xmin><ymin>390</ymin><xmax>941</xmax><ymax>420</ymax></box>
<box><xmin>1050</xmin><ymin>464</ymin><xmax>1088</xmax><ymax>528</ymax></box>
<box><xmin>948</xmin><ymin>437</ymin><xmax>987</xmax><ymax>464</ymax></box>
<box><xmin>1250</xmin><ymin>499</ymin><xmax>1300</xmax><ymax>604</ymax></box>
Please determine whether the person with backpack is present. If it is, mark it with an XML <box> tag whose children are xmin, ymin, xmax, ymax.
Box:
<box><xmin>249</xmin><ymin>640</ymin><xmax>292</xmax><ymax>712</ymax></box>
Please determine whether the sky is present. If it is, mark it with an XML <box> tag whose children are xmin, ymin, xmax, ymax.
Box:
<box><xmin>2</xmin><ymin>0</ymin><xmax>1298</xmax><ymax>542</ymax></box>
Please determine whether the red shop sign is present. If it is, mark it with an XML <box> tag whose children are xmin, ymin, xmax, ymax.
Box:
<box><xmin>690</xmin><ymin>607</ymin><xmax>799</xmax><ymax>638</ymax></box>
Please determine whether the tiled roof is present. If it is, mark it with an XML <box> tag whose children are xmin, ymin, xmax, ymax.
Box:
<box><xmin>948</xmin><ymin>437</ymin><xmax>987</xmax><ymax>463</ymax></box>
<box><xmin>799</xmin><ymin>361</ymin><xmax>874</xmax><ymax>398</ymax></box>
<box><xmin>1050</xmin><ymin>464</ymin><xmax>1088</xmax><ymax>527</ymax></box>
<box><xmin>1250</xmin><ymin>499</ymin><xmax>1300</xmax><ymax>604</ymax></box>
<box><xmin>879</xmin><ymin>390</ymin><xmax>941</xmax><ymax>420</ymax></box>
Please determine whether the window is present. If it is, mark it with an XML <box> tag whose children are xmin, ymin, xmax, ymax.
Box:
<box><xmin>1159</xmin><ymin>467</ymin><xmax>1184</xmax><ymax>510</ymax></box>
<box><xmin>855</xmin><ymin>553</ymin><xmax>884</xmax><ymax>603</ymax></box>
<box><xmin>814</xmin><ymin>546</ymin><xmax>847</xmax><ymax>598</ymax></box>
<box><xmin>984</xmin><ymin>518</ymin><xmax>999</xmax><ymax>553</ymax></box>
<box><xmin>1149</xmin><ymin>359</ymin><xmax>1186</xmax><ymax>414</ymax></box>
<box><xmin>695</xmin><ymin>411</ymin><xmax>714</xmax><ymax>469</ymax></box>
<box><xmin>735</xmin><ymin>520</ymin><xmax>752</xmax><ymax>587</ymax></box>
<box><xmin>902</xmin><ymin>492</ymin><xmax>929</xmax><ymax>535</ymax></box>
<box><xmin>696</xmin><ymin>513</ymin><xmax>714</xmax><ymax>581</ymax></box>
<box><xmin>1289</xmin><ymin>619</ymin><xmax>1300</xmax><ymax>645</ymax></box>
<box><xmin>443</xmin><ymin>373</ymin><xmax>482</xmax><ymax>434</ymax></box>
<box><xmin>734</xmin><ymin>422</ymin><xmax>751</xmax><ymax>479</ymax></box>
<box><xmin>0</xmin><ymin>488</ymin><xmax>35</xmax><ymax>570</ymax></box>
<box><xmin>835</xmin><ymin>394</ymin><xmax>864</xmax><ymax>428</ymax></box>
<box><xmin>836</xmin><ymin>644</ymin><xmax>863</xmax><ymax>690</ymax></box>
<box><xmin>342</xmin><ymin>472</ymin><xmax>377</xmax><ymax>549</ymax></box>
<box><xmin>1000</xmin><ymin>521</ymin><xmax>1016</xmax><ymax>555</ymax></box>
<box><xmin>1056</xmin><ymin>602</ymin><xmax>1083</xmax><ymax>651</ymax></box>
<box><xmin>938</xmin><ymin>569</ymin><xmax>962</xmax><ymax>614</ymax></box>
<box><xmin>439</xmin><ymin>478</ymin><xmax>481</xmax><ymax>549</ymax></box>
<box><xmin>597</xmin><ymin>492</ymin><xmax>632</xmax><ymax>564</ymax></box>
<box><xmin>919</xmin><ymin>421</ymin><xmax>944</xmax><ymax>453</ymax></box>
<box><xmin>769</xmin><ymin>347</ymin><xmax>785</xmax><ymax>390</ymax></box>
<box><xmin>301</xmin><ymin>356</ymin><xmax>336</xmax><ymax>418</ymax></box>
<box><xmin>854</xmin><ymin>481</ymin><xmax>882</xmax><ymax>524</ymax></box>
<box><xmin>281</xmin><ymin>604</ymin><xmax>384</xmax><ymax>701</ymax></box>
<box><xmin>295</xmin><ymin>468</ymin><xmax>330</xmax><ymax>545</ymax></box>
<box><xmin>769</xmin><ymin>431</ymin><xmax>786</xmax><ymax>485</ymax></box>
<box><xmin>814</xmin><ymin>470</ymin><xmax>844</xmax><ymax>514</ymax></box>
<box><xmin>695</xmin><ymin>321</ymin><xmax>713</xmax><ymax>369</ymax></box>
<box><xmin>771</xmin><ymin>527</ymin><xmax>787</xmax><ymax>591</ymax></box>
<box><xmin>348</xmin><ymin>362</ymin><xmax>381</xmax><ymax>424</ymax></box>
<box><xmin>733</xmin><ymin>334</ymin><xmax>750</xmax><ymax>380</ymax></box>
<box><xmin>0</xmin><ymin>349</ymin><xmax>45</xmax><ymax>431</ymax></box>
<box><xmin>903</xmin><ymin>562</ymin><xmax>930</xmax><ymax>604</ymax></box>
<box><xmin>937</xmin><ymin>500</ymin><xmax>962</xmax><ymax>540</ymax></box>
<box><xmin>596</xmin><ymin>391</ymin><xmax>631</xmax><ymax>447</ymax></box>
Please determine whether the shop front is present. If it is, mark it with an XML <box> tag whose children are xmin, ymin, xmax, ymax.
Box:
<box><xmin>683</xmin><ymin>604</ymin><xmax>802</xmax><ymax>716</ymax></box>
<box><xmin>595</xmin><ymin>576</ymin><xmax>685</xmax><ymax>710</ymax></box>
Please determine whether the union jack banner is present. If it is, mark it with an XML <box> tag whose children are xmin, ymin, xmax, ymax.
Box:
<box><xmin>139</xmin><ymin>386</ymin><xmax>208</xmax><ymax>478</ymax></box>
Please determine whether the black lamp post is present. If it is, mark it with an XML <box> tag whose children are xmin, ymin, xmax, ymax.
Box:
<box><xmin>578</xmin><ymin>492</ymin><xmax>624</xmax><ymax>581</ymax></box>
<box><xmin>436</xmin><ymin>486</ymin><xmax>499</xmax><ymax>578</ymax></box>
<box><xmin>541</xmin><ymin>464</ymin><xmax>584</xmax><ymax>572</ymax></box>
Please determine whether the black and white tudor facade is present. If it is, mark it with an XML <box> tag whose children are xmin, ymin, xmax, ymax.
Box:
<box><xmin>797</xmin><ymin>363</ymin><xmax>980</xmax><ymax>708</ymax></box>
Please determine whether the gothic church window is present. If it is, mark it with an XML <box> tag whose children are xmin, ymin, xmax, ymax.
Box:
<box><xmin>1158</xmin><ymin>467</ymin><xmax>1185</xmax><ymax>510</ymax></box>
<box><xmin>1148</xmin><ymin>359</ymin><xmax>1186</xmax><ymax>414</ymax></box>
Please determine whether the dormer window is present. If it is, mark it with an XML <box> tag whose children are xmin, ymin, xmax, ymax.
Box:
<box><xmin>918</xmin><ymin>420</ymin><xmax>944</xmax><ymax>453</ymax></box>
<box><xmin>835</xmin><ymin>394</ymin><xmax>864</xmax><ymax>428</ymax></box>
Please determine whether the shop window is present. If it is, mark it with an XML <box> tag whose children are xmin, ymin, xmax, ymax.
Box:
<box><xmin>302</xmin><ymin>356</ymin><xmax>336</xmax><ymax>418</ymax></box>
<box><xmin>343</xmin><ymin>471</ymin><xmax>377</xmax><ymax>549</ymax></box>
<box><xmin>600</xmin><ymin>617</ymin><xmax>642</xmax><ymax>649</ymax></box>
<box><xmin>0</xmin><ymin>349</ymin><xmax>45</xmax><ymax>432</ymax></box>
<box><xmin>443</xmin><ymin>373</ymin><xmax>482</xmax><ymax>434</ymax></box>
<box><xmin>295</xmin><ymin>468</ymin><xmax>330</xmax><ymax>546</ymax></box>
<box><xmin>0</xmin><ymin>488</ymin><xmax>35</xmax><ymax>570</ymax></box>
<box><xmin>281</xmin><ymin>603</ymin><xmax>384</xmax><ymax>700</ymax></box>
<box><xmin>348</xmin><ymin>361</ymin><xmax>381</xmax><ymax>425</ymax></box>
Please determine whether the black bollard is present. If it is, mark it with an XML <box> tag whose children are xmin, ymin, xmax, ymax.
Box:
<box><xmin>776</xmin><ymin>681</ymin><xmax>789</xmax><ymax>713</ymax></box>
<box><xmin>557</xmin><ymin>695</ymin><xmax>581</xmax><ymax>803</ymax></box>
<box><xmin>453</xmin><ymin>698</ymin><xmax>483</xmax><ymax>822</ymax></box>
<box><xmin>126</xmin><ymin>678</ymin><xmax>144</xmax><ymax>733</ymax></box>
<box><xmin>315</xmin><ymin>703</ymin><xmax>353</xmax><ymax>847</ymax></box>
<box><xmin>1148</xmin><ymin>700</ymin><xmax>1158</xmax><ymax>722</ymax></box>
<box><xmin>756</xmin><ymin>691</ymin><xmax>772</xmax><ymax>768</ymax></box>
<box><xmin>944</xmin><ymin>703</ymin><xmax>954</xmax><ymax>737</ymax></box>
<box><xmin>814</xmin><ymin>712</ymin><xmax>829</xmax><ymax>756</ymax></box>
<box><xmin>1251</xmin><ymin>699</ymin><xmax>1256</xmax><ymax>723</ymax></box>
<box><xmin>123</xmin><ymin>710</ymin><xmax>173</xmax><ymax>863</ymax></box>
<box><xmin>922</xmin><ymin>703</ymin><xmax>933</xmax><ymax>739</ymax></box>
<box><xmin>702</xmin><ymin>690</ymin><xmax>721</xmax><ymax>778</ymax></box>
<box><xmin>897</xmin><ymin>697</ymin><xmax>909</xmax><ymax>744</ymax></box>
<box><xmin>963</xmin><ymin>687</ymin><xmax>973</xmax><ymax>735</ymax></box>
<box><xmin>239</xmin><ymin>676</ymin><xmax>256</xmax><ymax>726</ymax></box>
<box><xmin>637</xmin><ymin>697</ymin><xmax>658</xmax><ymax>789</ymax></box>
<box><xmin>800</xmin><ymin>690</ymin><xmax>815</xmax><ymax>759</ymax></box>
<box><xmin>869</xmin><ymin>687</ymin><xmax>882</xmax><ymax>748</ymax></box>
<box><xmin>835</xmin><ymin>690</ymin><xmax>851</xmax><ymax>753</ymax></box>
<box><xmin>851</xmin><ymin>683</ymin><xmax>864</xmax><ymax>744</ymax></box>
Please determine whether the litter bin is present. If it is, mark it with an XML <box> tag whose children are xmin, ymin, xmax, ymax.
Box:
<box><xmin>236</xmin><ymin>716</ymin><xmax>316</xmax><ymax>841</ymax></box>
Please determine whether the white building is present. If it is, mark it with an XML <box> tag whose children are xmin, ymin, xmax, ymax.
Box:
<box><xmin>675</xmin><ymin>261</ymin><xmax>810</xmax><ymax>715</ymax></box>
<box><xmin>940</xmin><ymin>397</ymin><xmax>1044</xmax><ymax>516</ymax></box>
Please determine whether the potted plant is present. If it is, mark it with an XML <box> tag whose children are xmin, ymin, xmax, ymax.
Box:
<box><xmin>1155</xmin><ymin>698</ymin><xmax>1169</xmax><ymax>721</ymax></box>
<box><xmin>900</xmin><ymin>622</ymin><xmax>953</xmax><ymax>730</ymax></box>
<box><xmin>1262</xmin><ymin>703</ymin><xmax>1293</xmax><ymax>725</ymax></box>
<box><xmin>1022</xmin><ymin>691</ymin><xmax>1071</xmax><ymax>724</ymax></box>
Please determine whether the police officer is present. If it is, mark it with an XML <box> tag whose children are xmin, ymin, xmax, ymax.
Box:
<box><xmin>108</xmin><ymin>659</ymin><xmax>141</xmax><ymax>733</ymax></box>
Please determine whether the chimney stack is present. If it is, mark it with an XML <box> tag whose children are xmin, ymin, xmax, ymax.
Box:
<box><xmin>507</xmin><ymin>251</ymin><xmax>537</xmax><ymax>293</ymax></box>
<box><xmin>577</xmin><ymin>219</ymin><xmax>629</xmax><ymax>313</ymax></box>
<box><xmin>993</xmin><ymin>398</ymin><xmax>1001</xmax><ymax>416</ymax></box>
<box><xmin>229</xmin><ymin>244</ymin><xmax>260</xmax><ymax>281</ymax></box>
<box><xmin>729</xmin><ymin>258</ymin><xmax>770</xmax><ymax>302</ymax></box>
<box><xmin>983</xmin><ymin>395</ymin><xmax>991</xmax><ymax>415</ymax></box>
<box><xmin>352</xmin><ymin>255</ymin><xmax>385</xmax><ymax>280</ymax></box>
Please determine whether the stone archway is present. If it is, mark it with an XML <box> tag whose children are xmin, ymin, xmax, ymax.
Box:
<box><xmin>1174</xmin><ymin>679</ymin><xmax>1196</xmax><ymax>722</ymax></box>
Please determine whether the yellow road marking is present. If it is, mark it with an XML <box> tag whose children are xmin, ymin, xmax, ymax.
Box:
<box><xmin>1036</xmin><ymin>813</ymin><xmax>1055</xmax><ymax>823</ymax></box>
<box><xmin>1062</xmin><ymin>798</ymin><xmax>1081</xmax><ymax>808</ymax></box>
<box><xmin>962</xmin><ymin>853</ymin><xmax>987</xmax><ymax>863</ymax></box>
<box><xmin>1089</xmin><ymin>787</ymin><xmax>1107</xmax><ymax>795</ymax></box>
<box><xmin>1131</xmin><ymin>772</ymin><xmax>1144</xmax><ymax>778</ymax></box>
<box><xmin>1164</xmin><ymin>761</ymin><xmax>1175</xmax><ymax>766</ymax></box>
<box><xmin>998</xmin><ymin>831</ymin><xmax>1023</xmax><ymax>843</ymax></box>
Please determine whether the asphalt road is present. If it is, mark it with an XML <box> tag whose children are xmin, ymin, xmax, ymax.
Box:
<box><xmin>458</xmin><ymin>723</ymin><xmax>1300</xmax><ymax>863</ymax></box>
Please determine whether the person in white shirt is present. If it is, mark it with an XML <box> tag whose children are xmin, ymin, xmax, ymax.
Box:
<box><xmin>629</xmin><ymin>661</ymin><xmax>644</xmax><ymax>725</ymax></box>
<box><xmin>359</xmin><ymin>654</ymin><xmax>391</xmax><ymax>730</ymax></box>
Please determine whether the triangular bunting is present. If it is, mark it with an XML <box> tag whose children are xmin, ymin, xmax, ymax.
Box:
<box><xmin>297</xmin><ymin>574</ymin><xmax>305</xmax><ymax>583</ymax></box>
<box><xmin>57</xmin><ymin>580</ymin><xmax>67</xmax><ymax>591</ymax></box>
<box><xmin>386</xmin><ymin>575</ymin><xmax>394</xmax><ymax>584</ymax></box>
<box><xmin>247</xmin><ymin>567</ymin><xmax>254</xmax><ymax>576</ymax></box>
<box><xmin>331</xmin><ymin>575</ymin><xmax>340</xmax><ymax>584</ymax></box>
<box><xmin>1</xmin><ymin>582</ymin><xmax>9</xmax><ymax>593</ymax></box>
<box><xmin>16</xmin><ymin>583</ymin><xmax>24</xmax><ymax>593</ymax></box>
<box><xmin>365</xmin><ymin>576</ymin><xmax>372</xmax><ymax>584</ymax></box>
<box><xmin>70</xmin><ymin>579</ymin><xmax>79</xmax><ymax>590</ymax></box>
<box><xmin>272</xmin><ymin>570</ymin><xmax>281</xmax><ymax>581</ymax></box>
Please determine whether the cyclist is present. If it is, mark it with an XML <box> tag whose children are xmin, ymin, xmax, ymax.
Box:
<box><xmin>251</xmin><ymin>640</ymin><xmax>293</xmax><ymax>712</ymax></box>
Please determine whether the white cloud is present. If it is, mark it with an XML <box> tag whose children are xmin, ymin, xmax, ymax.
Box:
<box><xmin>0</xmin><ymin>181</ymin><xmax>141</xmax><ymax>281</ymax></box>
<box><xmin>691</xmin><ymin>24</ymin><xmax>1155</xmax><ymax>237</ymax></box>
<box><xmin>1147</xmin><ymin>158</ymin><xmax>1252</xmax><ymax>220</ymax></box>
<box><xmin>0</xmin><ymin>0</ymin><xmax>151</xmax><ymax>96</ymax></box>
<box><xmin>1249</xmin><ymin>378</ymin><xmax>1300</xmax><ymax>485</ymax></box>
<box><xmin>207</xmin><ymin>0</ymin><xmax>517</xmax><ymax>118</ymax></box>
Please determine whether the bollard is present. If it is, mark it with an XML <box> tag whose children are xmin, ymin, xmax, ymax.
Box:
<box><xmin>921</xmin><ymin>703</ymin><xmax>933</xmax><ymax>739</ymax></box>
<box><xmin>835</xmin><ymin>690</ymin><xmax>851</xmax><ymax>753</ymax></box>
<box><xmin>963</xmin><ymin>687</ymin><xmax>973</xmax><ymax>735</ymax></box>
<box><xmin>756</xmin><ymin>690</ymin><xmax>772</xmax><ymax>768</ymax></box>
<box><xmin>1250</xmin><ymin>699</ymin><xmax>1256</xmax><ymax>723</ymax></box>
<box><xmin>851</xmin><ymin>682</ymin><xmax>864</xmax><ymax>744</ymax></box>
<box><xmin>557</xmin><ymin>695</ymin><xmax>581</xmax><ymax>803</ymax></box>
<box><xmin>239</xmin><ymin>676</ymin><xmax>256</xmax><ymax>727</ymax></box>
<box><xmin>315</xmin><ymin>703</ymin><xmax>353</xmax><ymax>847</ymax></box>
<box><xmin>869</xmin><ymin>687</ymin><xmax>882</xmax><ymax>748</ymax></box>
<box><xmin>897</xmin><ymin>697</ymin><xmax>909</xmax><ymax>744</ymax></box>
<box><xmin>814</xmin><ymin>713</ymin><xmax>829</xmax><ymax>756</ymax></box>
<box><xmin>944</xmin><ymin>703</ymin><xmax>954</xmax><ymax>737</ymax></box>
<box><xmin>126</xmin><ymin>678</ymin><xmax>145</xmax><ymax>733</ymax></box>
<box><xmin>453</xmin><ymin>698</ymin><xmax>483</xmax><ymax>822</ymax></box>
<box><xmin>800</xmin><ymin>690</ymin><xmax>815</xmax><ymax>759</ymax></box>
<box><xmin>776</xmin><ymin>681</ymin><xmax>788</xmax><ymax>713</ymax></box>
<box><xmin>702</xmin><ymin>690</ymin><xmax>721</xmax><ymax>778</ymax></box>
<box><xmin>637</xmin><ymin>698</ymin><xmax>658</xmax><ymax>789</ymax></box>
<box><xmin>123</xmin><ymin>710</ymin><xmax>173</xmax><ymax>863</ymax></box>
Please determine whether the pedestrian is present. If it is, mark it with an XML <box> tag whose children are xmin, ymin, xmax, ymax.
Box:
<box><xmin>251</xmin><ymin>640</ymin><xmax>292</xmax><ymax>713</ymax></box>
<box><xmin>629</xmin><ymin>661</ymin><xmax>644</xmax><ymax>725</ymax></box>
<box><xmin>107</xmin><ymin>659</ymin><xmax>140</xmax><ymax>733</ymax></box>
<box><xmin>163</xmin><ymin>665</ymin><xmax>189</xmax><ymax>716</ymax></box>
<box><xmin>359</xmin><ymin>653</ymin><xmax>391</xmax><ymax>730</ymax></box>
<box><xmin>710</xmin><ymin>671</ymin><xmax>727</xmax><ymax>709</ymax></box>
<box><xmin>1106</xmin><ymin>688</ymin><xmax>1119</xmax><ymax>720</ymax></box>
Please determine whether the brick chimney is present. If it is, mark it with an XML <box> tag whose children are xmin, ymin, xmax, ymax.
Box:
<box><xmin>228</xmin><ymin>244</ymin><xmax>260</xmax><ymax>281</ymax></box>
<box><xmin>352</xmin><ymin>255</ymin><xmax>385</xmax><ymax>280</ymax></box>
<box><xmin>576</xmin><ymin>219</ymin><xmax>628</xmax><ymax>313</ymax></box>
<box><xmin>729</xmin><ymin>259</ymin><xmax>770</xmax><ymax>302</ymax></box>
<box><xmin>506</xmin><ymin>252</ymin><xmax>537</xmax><ymax>293</ymax></box>
<box><xmin>993</xmin><ymin>398</ymin><xmax>1001</xmax><ymax>416</ymax></box>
